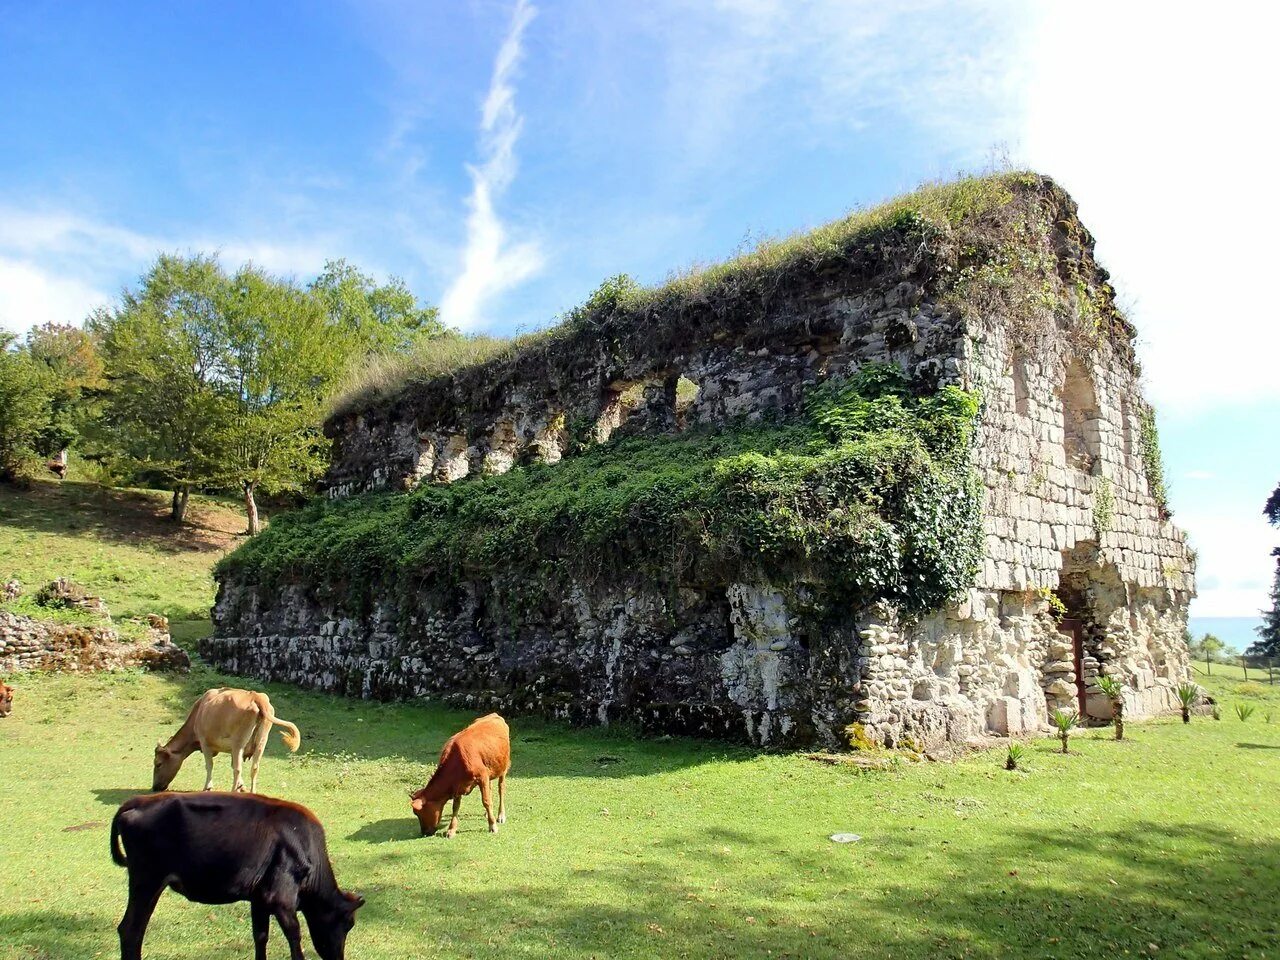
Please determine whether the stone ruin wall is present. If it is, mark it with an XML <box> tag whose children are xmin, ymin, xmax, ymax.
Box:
<box><xmin>206</xmin><ymin>188</ymin><xmax>1195</xmax><ymax>750</ymax></box>
<box><xmin>855</xmin><ymin>323</ymin><xmax>1193</xmax><ymax>747</ymax></box>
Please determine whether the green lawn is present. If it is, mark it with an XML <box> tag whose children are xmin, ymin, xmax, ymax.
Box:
<box><xmin>2</xmin><ymin>480</ymin><xmax>1279</xmax><ymax>958</ymax></box>
<box><xmin>0</xmin><ymin>480</ymin><xmax>241</xmax><ymax>625</ymax></box>
<box><xmin>1</xmin><ymin>663</ymin><xmax>1278</xmax><ymax>960</ymax></box>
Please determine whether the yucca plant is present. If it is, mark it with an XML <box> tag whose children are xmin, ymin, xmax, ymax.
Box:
<box><xmin>1265</xmin><ymin>711</ymin><xmax>1274</xmax><ymax>724</ymax></box>
<box><xmin>1052</xmin><ymin>708</ymin><xmax>1079</xmax><ymax>754</ymax></box>
<box><xmin>1234</xmin><ymin>703</ymin><xmax>1255</xmax><ymax>722</ymax></box>
<box><xmin>1175</xmin><ymin>682</ymin><xmax>1201</xmax><ymax>723</ymax></box>
<box><xmin>1094</xmin><ymin>674</ymin><xmax>1126</xmax><ymax>740</ymax></box>
<box><xmin>1005</xmin><ymin>742</ymin><xmax>1026</xmax><ymax>771</ymax></box>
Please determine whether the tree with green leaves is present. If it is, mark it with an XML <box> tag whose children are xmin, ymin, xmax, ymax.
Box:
<box><xmin>309</xmin><ymin>258</ymin><xmax>444</xmax><ymax>354</ymax></box>
<box><xmin>93</xmin><ymin>254</ymin><xmax>230</xmax><ymax>522</ymax></box>
<box><xmin>1250</xmin><ymin>482</ymin><xmax>1280</xmax><ymax>657</ymax></box>
<box><xmin>95</xmin><ymin>253</ymin><xmax>427</xmax><ymax>532</ymax></box>
<box><xmin>0</xmin><ymin>332</ymin><xmax>54</xmax><ymax>481</ymax></box>
<box><xmin>23</xmin><ymin>322</ymin><xmax>105</xmax><ymax>471</ymax></box>
<box><xmin>211</xmin><ymin>265</ymin><xmax>344</xmax><ymax>534</ymax></box>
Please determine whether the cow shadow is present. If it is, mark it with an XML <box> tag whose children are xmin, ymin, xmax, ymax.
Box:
<box><xmin>347</xmin><ymin>817</ymin><xmax>420</xmax><ymax>844</ymax></box>
<box><xmin>92</xmin><ymin>787</ymin><xmax>145</xmax><ymax>806</ymax></box>
<box><xmin>1237</xmin><ymin>741</ymin><xmax>1280</xmax><ymax>749</ymax></box>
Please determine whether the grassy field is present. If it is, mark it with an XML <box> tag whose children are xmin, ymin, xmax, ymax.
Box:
<box><xmin>2</xmin><ymin>665</ymin><xmax>1278</xmax><ymax>960</ymax></box>
<box><xmin>2</xmin><ymin>479</ymin><xmax>1279</xmax><ymax>958</ymax></box>
<box><xmin>0</xmin><ymin>480</ymin><xmax>241</xmax><ymax>625</ymax></box>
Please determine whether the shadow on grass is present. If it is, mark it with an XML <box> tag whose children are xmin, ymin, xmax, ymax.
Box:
<box><xmin>1237</xmin><ymin>742</ymin><xmax>1280</xmax><ymax>749</ymax></box>
<box><xmin>91</xmin><ymin>788</ymin><xmax>145</xmax><ymax>807</ymax></box>
<box><xmin>348</xmin><ymin>817</ymin><xmax>421</xmax><ymax>844</ymax></box>
<box><xmin>0</xmin><ymin>480</ymin><xmax>238</xmax><ymax>555</ymax></box>
<box><xmin>0</xmin><ymin>909</ymin><xmax>102</xmax><ymax>959</ymax></box>
<box><xmin>349</xmin><ymin>821</ymin><xmax>1280</xmax><ymax>959</ymax></box>
<box><xmin>130</xmin><ymin>660</ymin><xmax>758</xmax><ymax>783</ymax></box>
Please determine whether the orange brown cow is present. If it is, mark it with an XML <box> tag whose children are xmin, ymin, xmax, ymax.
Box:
<box><xmin>0</xmin><ymin>681</ymin><xmax>13</xmax><ymax>718</ymax></box>
<box><xmin>410</xmin><ymin>713</ymin><xmax>510</xmax><ymax>838</ymax></box>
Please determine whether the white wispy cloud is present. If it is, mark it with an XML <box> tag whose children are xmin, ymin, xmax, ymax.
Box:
<box><xmin>438</xmin><ymin>0</ymin><xmax>543</xmax><ymax>331</ymax></box>
<box><xmin>0</xmin><ymin>204</ymin><xmax>342</xmax><ymax>333</ymax></box>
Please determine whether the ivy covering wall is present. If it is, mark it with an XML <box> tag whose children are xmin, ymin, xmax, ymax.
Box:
<box><xmin>219</xmin><ymin>364</ymin><xmax>984</xmax><ymax>618</ymax></box>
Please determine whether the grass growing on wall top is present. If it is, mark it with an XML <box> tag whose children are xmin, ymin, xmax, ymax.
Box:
<box><xmin>327</xmin><ymin>172</ymin><xmax>1039</xmax><ymax>419</ymax></box>
<box><xmin>223</xmin><ymin>365</ymin><xmax>984</xmax><ymax>617</ymax></box>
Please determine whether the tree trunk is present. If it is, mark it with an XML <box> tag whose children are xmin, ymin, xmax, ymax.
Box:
<box><xmin>243</xmin><ymin>481</ymin><xmax>260</xmax><ymax>536</ymax></box>
<box><xmin>170</xmin><ymin>487</ymin><xmax>190</xmax><ymax>523</ymax></box>
<box><xmin>1182</xmin><ymin>707</ymin><xmax>1191</xmax><ymax>723</ymax></box>
<box><xmin>1060</xmin><ymin>732</ymin><xmax>1069</xmax><ymax>755</ymax></box>
<box><xmin>1114</xmin><ymin>701</ymin><xmax>1124</xmax><ymax>740</ymax></box>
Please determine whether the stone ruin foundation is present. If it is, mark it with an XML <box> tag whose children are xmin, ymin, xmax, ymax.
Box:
<box><xmin>204</xmin><ymin>176</ymin><xmax>1194</xmax><ymax>749</ymax></box>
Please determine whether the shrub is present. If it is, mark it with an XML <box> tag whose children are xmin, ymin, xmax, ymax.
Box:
<box><xmin>1094</xmin><ymin>674</ymin><xmax>1125</xmax><ymax>740</ymax></box>
<box><xmin>1175</xmin><ymin>683</ymin><xmax>1201</xmax><ymax>723</ymax></box>
<box><xmin>1052</xmin><ymin>709</ymin><xmax>1079</xmax><ymax>754</ymax></box>
<box><xmin>1004</xmin><ymin>742</ymin><xmax>1026</xmax><ymax>771</ymax></box>
<box><xmin>1234</xmin><ymin>681</ymin><xmax>1266</xmax><ymax>699</ymax></box>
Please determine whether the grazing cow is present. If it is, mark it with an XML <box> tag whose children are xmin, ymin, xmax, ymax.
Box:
<box><xmin>410</xmin><ymin>712</ymin><xmax>510</xmax><ymax>838</ymax></box>
<box><xmin>111</xmin><ymin>791</ymin><xmax>363</xmax><ymax>960</ymax></box>
<box><xmin>153</xmin><ymin>688</ymin><xmax>301</xmax><ymax>793</ymax></box>
<box><xmin>0</xmin><ymin>681</ymin><xmax>12</xmax><ymax>718</ymax></box>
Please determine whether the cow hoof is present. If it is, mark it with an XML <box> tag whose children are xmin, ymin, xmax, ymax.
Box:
<box><xmin>489</xmin><ymin>824</ymin><xmax>498</xmax><ymax>834</ymax></box>
<box><xmin>498</xmin><ymin>814</ymin><xmax>507</xmax><ymax>824</ymax></box>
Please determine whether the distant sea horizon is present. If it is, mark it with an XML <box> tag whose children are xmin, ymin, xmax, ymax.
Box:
<box><xmin>1188</xmin><ymin>616</ymin><xmax>1263</xmax><ymax>653</ymax></box>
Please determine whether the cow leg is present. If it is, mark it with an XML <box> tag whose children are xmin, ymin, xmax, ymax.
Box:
<box><xmin>247</xmin><ymin>718</ymin><xmax>271</xmax><ymax>793</ymax></box>
<box><xmin>117</xmin><ymin>875</ymin><xmax>164</xmax><ymax>960</ymax></box>
<box><xmin>251</xmin><ymin>899</ymin><xmax>271</xmax><ymax>960</ymax></box>
<box><xmin>479</xmin><ymin>775</ymin><xmax>497</xmax><ymax>833</ymax></box>
<box><xmin>445</xmin><ymin>796</ymin><xmax>463</xmax><ymax>839</ymax></box>
<box><xmin>273</xmin><ymin>905</ymin><xmax>308</xmax><ymax>960</ymax></box>
<box><xmin>231</xmin><ymin>740</ymin><xmax>248</xmax><ymax>792</ymax></box>
<box><xmin>202</xmin><ymin>747</ymin><xmax>217</xmax><ymax>791</ymax></box>
<box><xmin>497</xmin><ymin>774</ymin><xmax>507</xmax><ymax>824</ymax></box>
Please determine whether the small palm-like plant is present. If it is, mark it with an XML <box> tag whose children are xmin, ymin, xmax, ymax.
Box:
<box><xmin>1265</xmin><ymin>711</ymin><xmax>1274</xmax><ymax>724</ymax></box>
<box><xmin>1005</xmin><ymin>742</ymin><xmax>1026</xmax><ymax>771</ymax></box>
<box><xmin>1175</xmin><ymin>682</ymin><xmax>1201</xmax><ymax>723</ymax></box>
<box><xmin>1211</xmin><ymin>704</ymin><xmax>1221</xmax><ymax>721</ymax></box>
<box><xmin>1095</xmin><ymin>674</ymin><xmax>1126</xmax><ymax>740</ymax></box>
<box><xmin>1052</xmin><ymin>708</ymin><xmax>1079</xmax><ymax>754</ymax></box>
<box><xmin>1234</xmin><ymin>703</ymin><xmax>1255</xmax><ymax>722</ymax></box>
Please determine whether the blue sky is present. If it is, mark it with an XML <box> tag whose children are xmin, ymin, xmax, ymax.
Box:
<box><xmin>1</xmin><ymin>1</ymin><xmax>1276</xmax><ymax>618</ymax></box>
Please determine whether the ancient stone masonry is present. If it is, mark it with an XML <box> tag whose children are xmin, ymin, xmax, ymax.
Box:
<box><xmin>206</xmin><ymin>174</ymin><xmax>1195</xmax><ymax>749</ymax></box>
<box><xmin>0</xmin><ymin>611</ymin><xmax>190</xmax><ymax>674</ymax></box>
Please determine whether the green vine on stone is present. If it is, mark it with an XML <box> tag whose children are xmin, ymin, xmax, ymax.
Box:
<box><xmin>1137</xmin><ymin>406</ymin><xmax>1170</xmax><ymax>519</ymax></box>
<box><xmin>219</xmin><ymin>363</ymin><xmax>985</xmax><ymax>622</ymax></box>
<box><xmin>1093</xmin><ymin>476</ymin><xmax>1114</xmax><ymax>539</ymax></box>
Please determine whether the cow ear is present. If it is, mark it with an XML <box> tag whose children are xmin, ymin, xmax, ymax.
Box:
<box><xmin>347</xmin><ymin>893</ymin><xmax>365</xmax><ymax>911</ymax></box>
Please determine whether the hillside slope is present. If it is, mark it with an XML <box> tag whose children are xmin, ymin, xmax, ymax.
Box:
<box><xmin>0</xmin><ymin>480</ymin><xmax>242</xmax><ymax>634</ymax></box>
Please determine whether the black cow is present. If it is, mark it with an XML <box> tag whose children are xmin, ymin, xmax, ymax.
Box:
<box><xmin>110</xmin><ymin>791</ymin><xmax>363</xmax><ymax>960</ymax></box>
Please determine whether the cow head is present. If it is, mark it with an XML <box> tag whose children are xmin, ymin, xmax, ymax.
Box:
<box><xmin>409</xmin><ymin>791</ymin><xmax>446</xmax><ymax>837</ymax></box>
<box><xmin>302</xmin><ymin>889</ymin><xmax>364</xmax><ymax>960</ymax></box>
<box><xmin>0</xmin><ymin>683</ymin><xmax>13</xmax><ymax>718</ymax></box>
<box><xmin>152</xmin><ymin>740</ymin><xmax>184</xmax><ymax>791</ymax></box>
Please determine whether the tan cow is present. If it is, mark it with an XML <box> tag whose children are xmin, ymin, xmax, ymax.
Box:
<box><xmin>0</xmin><ymin>681</ymin><xmax>13</xmax><ymax>718</ymax></box>
<box><xmin>153</xmin><ymin>688</ymin><xmax>301</xmax><ymax>793</ymax></box>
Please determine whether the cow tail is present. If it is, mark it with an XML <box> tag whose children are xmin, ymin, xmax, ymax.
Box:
<box><xmin>110</xmin><ymin>808</ymin><xmax>128</xmax><ymax>867</ymax></box>
<box><xmin>272</xmin><ymin>717</ymin><xmax>302</xmax><ymax>752</ymax></box>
